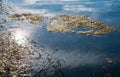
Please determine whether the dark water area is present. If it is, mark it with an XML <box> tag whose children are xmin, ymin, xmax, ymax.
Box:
<box><xmin>64</xmin><ymin>65</ymin><xmax>120</xmax><ymax>77</ymax></box>
<box><xmin>4</xmin><ymin>0</ymin><xmax>120</xmax><ymax>77</ymax></box>
<box><xmin>30</xmin><ymin>0</ymin><xmax>120</xmax><ymax>77</ymax></box>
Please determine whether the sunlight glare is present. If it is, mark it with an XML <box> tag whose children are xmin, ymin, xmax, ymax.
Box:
<box><xmin>12</xmin><ymin>29</ymin><xmax>29</xmax><ymax>46</ymax></box>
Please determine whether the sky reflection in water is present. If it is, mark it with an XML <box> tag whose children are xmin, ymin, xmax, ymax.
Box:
<box><xmin>6</xmin><ymin>0</ymin><xmax>120</xmax><ymax>77</ymax></box>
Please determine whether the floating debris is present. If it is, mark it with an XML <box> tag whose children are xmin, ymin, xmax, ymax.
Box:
<box><xmin>48</xmin><ymin>14</ymin><xmax>116</xmax><ymax>36</ymax></box>
<box><xmin>77</xmin><ymin>30</ymin><xmax>94</xmax><ymax>36</ymax></box>
<box><xmin>0</xmin><ymin>32</ymin><xmax>32</xmax><ymax>77</ymax></box>
<box><xmin>105</xmin><ymin>58</ymin><xmax>113</xmax><ymax>64</ymax></box>
<box><xmin>48</xmin><ymin>20</ymin><xmax>74</xmax><ymax>33</ymax></box>
<box><xmin>8</xmin><ymin>14</ymin><xmax>116</xmax><ymax>36</ymax></box>
<box><xmin>8</xmin><ymin>13</ymin><xmax>44</xmax><ymax>24</ymax></box>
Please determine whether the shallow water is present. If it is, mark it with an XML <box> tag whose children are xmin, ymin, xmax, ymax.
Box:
<box><xmin>4</xmin><ymin>0</ymin><xmax>120</xmax><ymax>77</ymax></box>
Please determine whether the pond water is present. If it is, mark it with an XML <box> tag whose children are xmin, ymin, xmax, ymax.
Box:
<box><xmin>4</xmin><ymin>0</ymin><xmax>120</xmax><ymax>77</ymax></box>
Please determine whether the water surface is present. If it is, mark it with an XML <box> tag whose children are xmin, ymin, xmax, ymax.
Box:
<box><xmin>6</xmin><ymin>0</ymin><xmax>120</xmax><ymax>77</ymax></box>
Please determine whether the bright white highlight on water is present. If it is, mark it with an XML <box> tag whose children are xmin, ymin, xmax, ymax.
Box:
<box><xmin>12</xmin><ymin>29</ymin><xmax>29</xmax><ymax>46</ymax></box>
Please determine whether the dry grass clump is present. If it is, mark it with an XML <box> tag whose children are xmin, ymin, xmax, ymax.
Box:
<box><xmin>48</xmin><ymin>14</ymin><xmax>116</xmax><ymax>36</ymax></box>
<box><xmin>0</xmin><ymin>32</ymin><xmax>32</xmax><ymax>77</ymax></box>
<box><xmin>0</xmin><ymin>32</ymin><xmax>64</xmax><ymax>77</ymax></box>
<box><xmin>9</xmin><ymin>13</ymin><xmax>44</xmax><ymax>24</ymax></box>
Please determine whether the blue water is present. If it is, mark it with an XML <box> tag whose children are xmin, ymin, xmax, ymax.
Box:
<box><xmin>6</xmin><ymin>0</ymin><xmax>120</xmax><ymax>77</ymax></box>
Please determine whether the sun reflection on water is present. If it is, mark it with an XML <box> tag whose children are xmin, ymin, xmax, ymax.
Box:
<box><xmin>11</xmin><ymin>29</ymin><xmax>29</xmax><ymax>46</ymax></box>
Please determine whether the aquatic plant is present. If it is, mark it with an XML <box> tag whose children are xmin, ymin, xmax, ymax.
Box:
<box><xmin>31</xmin><ymin>47</ymin><xmax>65</xmax><ymax>77</ymax></box>
<box><xmin>48</xmin><ymin>14</ymin><xmax>116</xmax><ymax>36</ymax></box>
<box><xmin>9</xmin><ymin>13</ymin><xmax>116</xmax><ymax>36</ymax></box>
<box><xmin>8</xmin><ymin>13</ymin><xmax>44</xmax><ymax>24</ymax></box>
<box><xmin>0</xmin><ymin>32</ymin><xmax>64</xmax><ymax>77</ymax></box>
<box><xmin>0</xmin><ymin>32</ymin><xmax>32</xmax><ymax>76</ymax></box>
<box><xmin>0</xmin><ymin>1</ymin><xmax>65</xmax><ymax>76</ymax></box>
